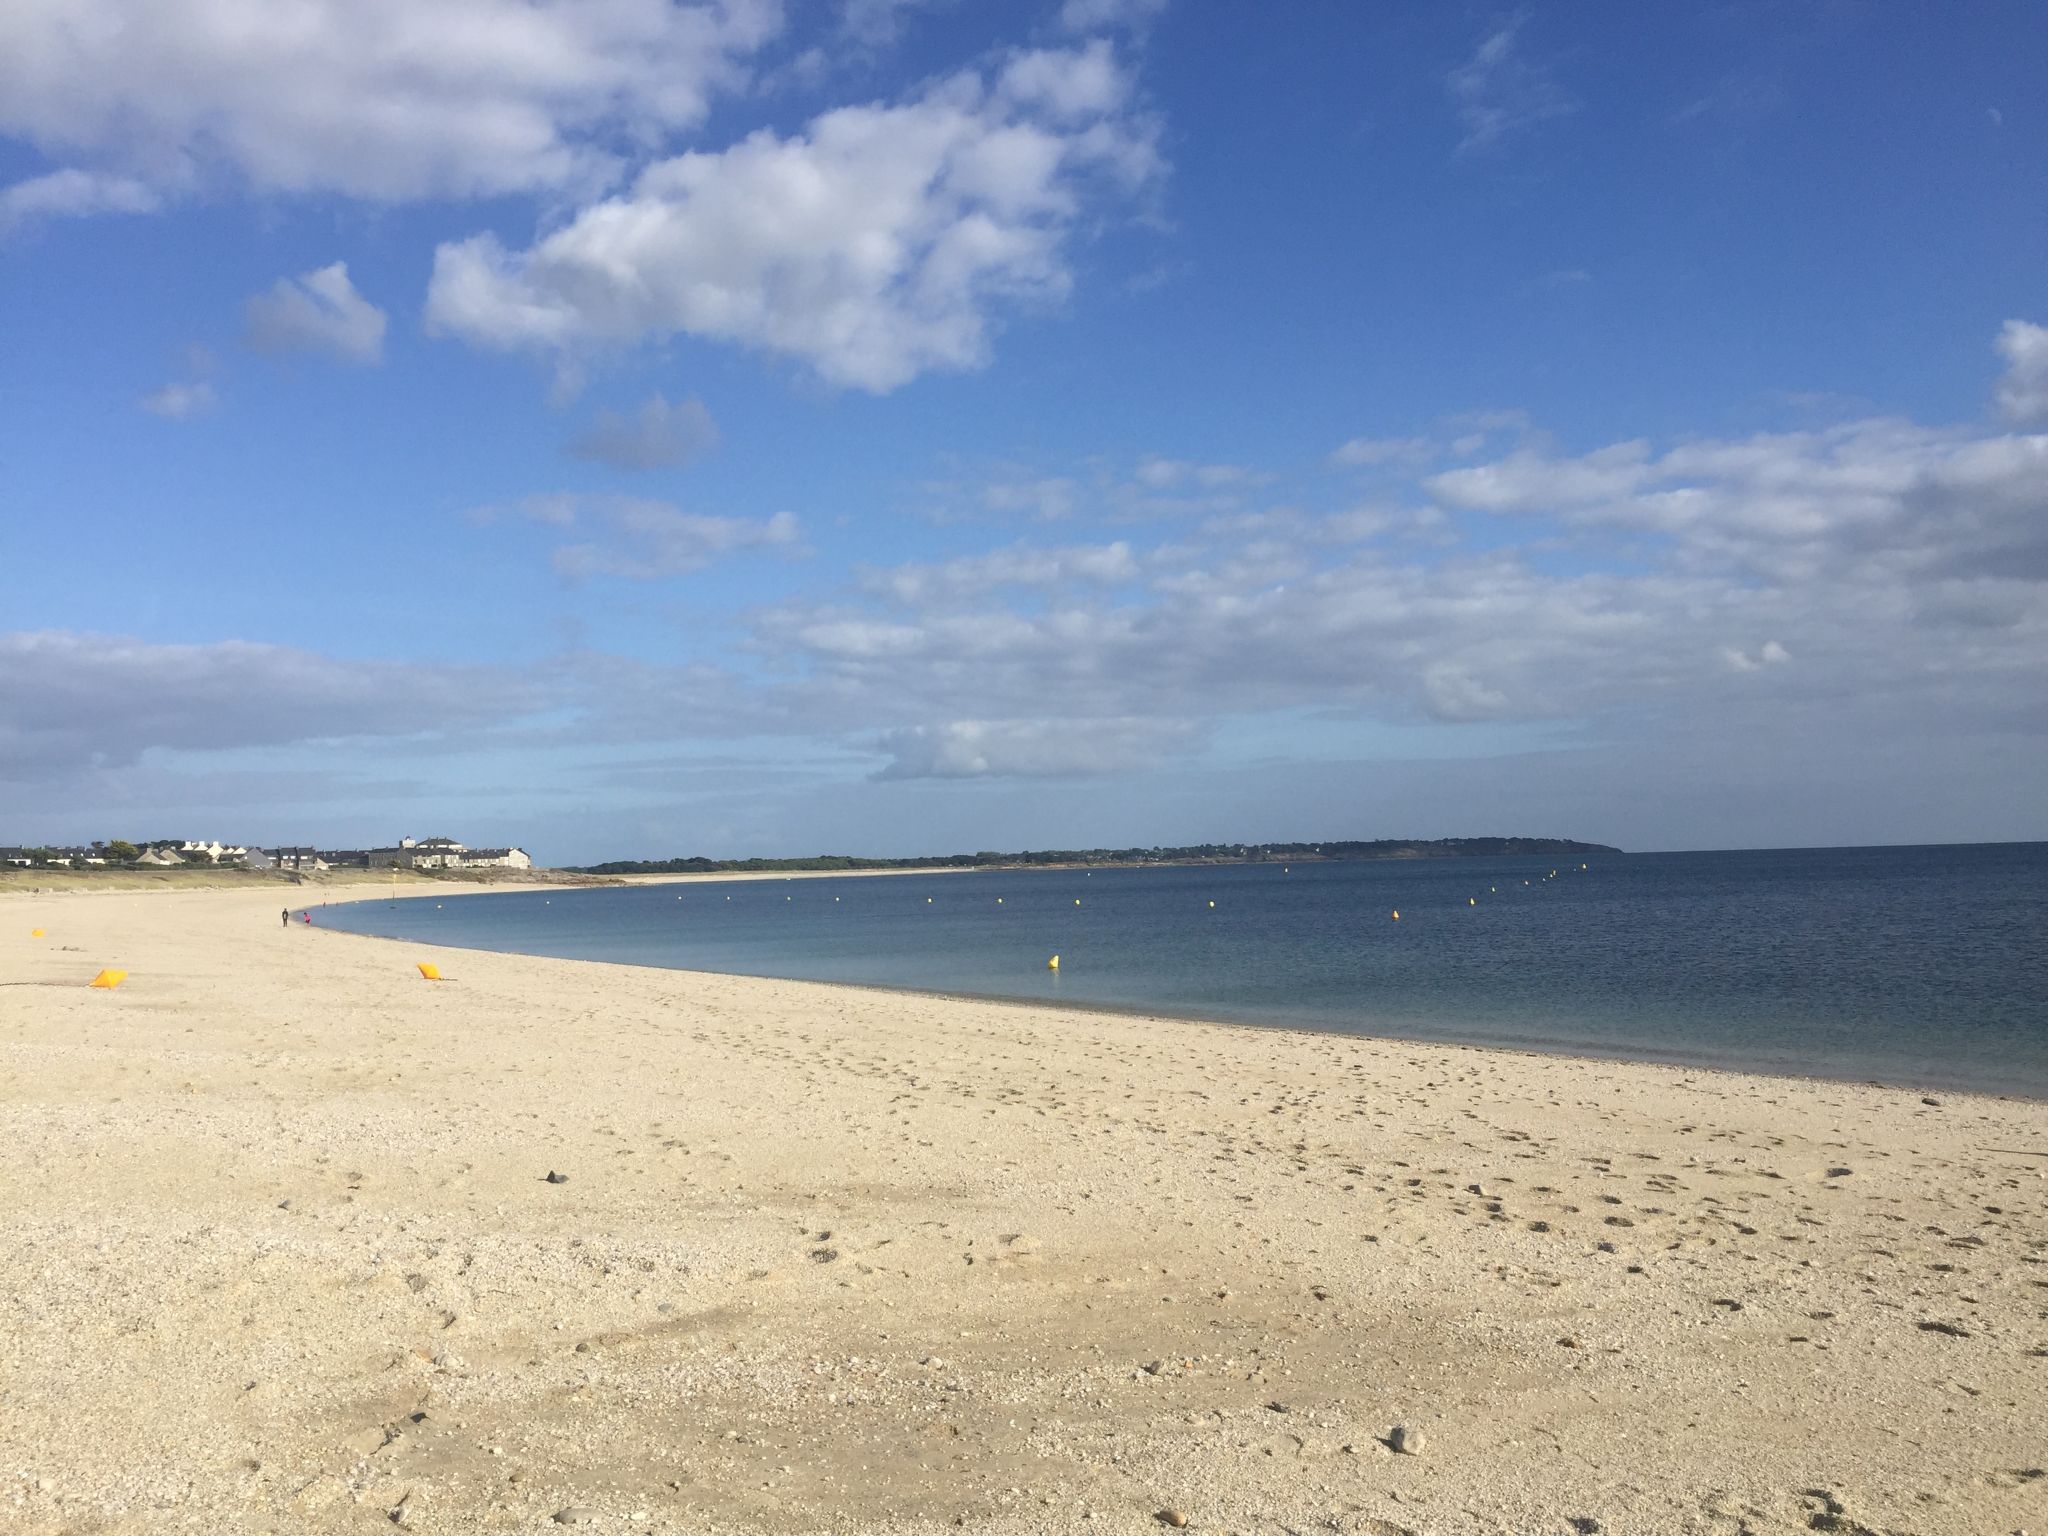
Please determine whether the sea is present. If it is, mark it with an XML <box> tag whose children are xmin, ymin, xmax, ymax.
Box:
<box><xmin>317</xmin><ymin>842</ymin><xmax>2048</xmax><ymax>1097</ymax></box>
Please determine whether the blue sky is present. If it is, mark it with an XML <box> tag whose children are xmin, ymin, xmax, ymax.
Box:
<box><xmin>3</xmin><ymin>0</ymin><xmax>2045</xmax><ymax>861</ymax></box>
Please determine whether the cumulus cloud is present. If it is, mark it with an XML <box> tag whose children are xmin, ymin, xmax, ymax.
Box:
<box><xmin>139</xmin><ymin>380</ymin><xmax>218</xmax><ymax>419</ymax></box>
<box><xmin>875</xmin><ymin>716</ymin><xmax>1195</xmax><ymax>779</ymax></box>
<box><xmin>1994</xmin><ymin>319</ymin><xmax>2048</xmax><ymax>424</ymax></box>
<box><xmin>425</xmin><ymin>42</ymin><xmax>1163</xmax><ymax>391</ymax></box>
<box><xmin>568</xmin><ymin>393</ymin><xmax>721</xmax><ymax>470</ymax></box>
<box><xmin>244</xmin><ymin>262</ymin><xmax>387</xmax><ymax>363</ymax></box>
<box><xmin>0</xmin><ymin>630</ymin><xmax>541</xmax><ymax>779</ymax></box>
<box><xmin>0</xmin><ymin>0</ymin><xmax>783</xmax><ymax>208</ymax></box>
<box><xmin>1447</xmin><ymin>12</ymin><xmax>1575</xmax><ymax>153</ymax></box>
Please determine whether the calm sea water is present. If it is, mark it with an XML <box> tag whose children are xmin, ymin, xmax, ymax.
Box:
<box><xmin>318</xmin><ymin>844</ymin><xmax>2048</xmax><ymax>1096</ymax></box>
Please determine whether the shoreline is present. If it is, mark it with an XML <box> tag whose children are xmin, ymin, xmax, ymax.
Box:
<box><xmin>313</xmin><ymin>881</ymin><xmax>2045</xmax><ymax>1107</ymax></box>
<box><xmin>3</xmin><ymin>884</ymin><xmax>2044</xmax><ymax>1534</ymax></box>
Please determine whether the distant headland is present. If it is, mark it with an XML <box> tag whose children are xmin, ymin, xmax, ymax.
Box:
<box><xmin>570</xmin><ymin>837</ymin><xmax>1620</xmax><ymax>877</ymax></box>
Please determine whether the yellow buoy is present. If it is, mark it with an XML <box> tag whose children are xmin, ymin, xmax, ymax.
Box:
<box><xmin>996</xmin><ymin>897</ymin><xmax>1003</xmax><ymax>904</ymax></box>
<box><xmin>1074</xmin><ymin>898</ymin><xmax>1082</xmax><ymax>906</ymax></box>
<box><xmin>1047</xmin><ymin>954</ymin><xmax>1060</xmax><ymax>970</ymax></box>
<box><xmin>1390</xmin><ymin>910</ymin><xmax>1400</xmax><ymax>921</ymax></box>
<box><xmin>1208</xmin><ymin>900</ymin><xmax>1215</xmax><ymax>908</ymax></box>
<box><xmin>89</xmin><ymin>969</ymin><xmax>126</xmax><ymax>989</ymax></box>
<box><xmin>417</xmin><ymin>962</ymin><xmax>442</xmax><ymax>981</ymax></box>
<box><xmin>30</xmin><ymin>928</ymin><xmax>44</xmax><ymax>938</ymax></box>
<box><xmin>1469</xmin><ymin>897</ymin><xmax>1476</xmax><ymax>906</ymax></box>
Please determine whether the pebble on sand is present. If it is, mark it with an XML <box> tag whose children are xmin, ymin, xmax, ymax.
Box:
<box><xmin>1389</xmin><ymin>1424</ymin><xmax>1425</xmax><ymax>1455</ymax></box>
<box><xmin>544</xmin><ymin>1171</ymin><xmax>569</xmax><ymax>1184</ymax></box>
<box><xmin>553</xmin><ymin>1509</ymin><xmax>599</xmax><ymax>1525</ymax></box>
<box><xmin>1158</xmin><ymin>1511</ymin><xmax>1190</xmax><ymax>1528</ymax></box>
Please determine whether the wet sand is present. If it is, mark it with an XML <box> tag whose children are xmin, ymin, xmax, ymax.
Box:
<box><xmin>2</xmin><ymin>884</ymin><xmax>2043</xmax><ymax>1535</ymax></box>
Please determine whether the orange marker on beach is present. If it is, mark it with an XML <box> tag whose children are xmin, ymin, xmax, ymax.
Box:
<box><xmin>90</xmin><ymin>969</ymin><xmax>126</xmax><ymax>988</ymax></box>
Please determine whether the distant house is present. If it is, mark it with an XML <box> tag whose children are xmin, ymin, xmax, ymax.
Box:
<box><xmin>358</xmin><ymin>837</ymin><xmax>532</xmax><ymax>872</ymax></box>
<box><xmin>176</xmin><ymin>840</ymin><xmax>248</xmax><ymax>863</ymax></box>
<box><xmin>265</xmin><ymin>847</ymin><xmax>326</xmax><ymax>871</ymax></box>
<box><xmin>462</xmin><ymin>847</ymin><xmax>533</xmax><ymax>870</ymax></box>
<box><xmin>0</xmin><ymin>847</ymin><xmax>33</xmax><ymax>867</ymax></box>
<box><xmin>134</xmin><ymin>847</ymin><xmax>184</xmax><ymax>866</ymax></box>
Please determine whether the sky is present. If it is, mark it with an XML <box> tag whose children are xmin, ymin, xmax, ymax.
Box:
<box><xmin>2</xmin><ymin>0</ymin><xmax>2045</xmax><ymax>863</ymax></box>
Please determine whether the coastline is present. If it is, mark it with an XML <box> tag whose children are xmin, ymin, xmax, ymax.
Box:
<box><xmin>3</xmin><ymin>885</ymin><xmax>2044</xmax><ymax>1534</ymax></box>
<box><xmin>317</xmin><ymin>878</ymin><xmax>2048</xmax><ymax>1105</ymax></box>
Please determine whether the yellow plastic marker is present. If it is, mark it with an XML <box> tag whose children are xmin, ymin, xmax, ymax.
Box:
<box><xmin>89</xmin><ymin>969</ymin><xmax>126</xmax><ymax>989</ymax></box>
<box><xmin>417</xmin><ymin>962</ymin><xmax>442</xmax><ymax>981</ymax></box>
<box><xmin>30</xmin><ymin>928</ymin><xmax>44</xmax><ymax>938</ymax></box>
<box><xmin>1047</xmin><ymin>954</ymin><xmax>1060</xmax><ymax>970</ymax></box>
<box><xmin>1390</xmin><ymin>910</ymin><xmax>1400</xmax><ymax>921</ymax></box>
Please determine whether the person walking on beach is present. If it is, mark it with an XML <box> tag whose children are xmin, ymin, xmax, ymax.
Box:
<box><xmin>281</xmin><ymin>908</ymin><xmax>290</xmax><ymax>927</ymax></box>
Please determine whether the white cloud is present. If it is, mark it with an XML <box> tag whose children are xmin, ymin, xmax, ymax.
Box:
<box><xmin>244</xmin><ymin>262</ymin><xmax>387</xmax><ymax>364</ymax></box>
<box><xmin>568</xmin><ymin>394</ymin><xmax>721</xmax><ymax>470</ymax></box>
<box><xmin>1447</xmin><ymin>12</ymin><xmax>1575</xmax><ymax>153</ymax></box>
<box><xmin>0</xmin><ymin>630</ymin><xmax>540</xmax><ymax>778</ymax></box>
<box><xmin>425</xmin><ymin>42</ymin><xmax>1162</xmax><ymax>391</ymax></box>
<box><xmin>0</xmin><ymin>167</ymin><xmax>159</xmax><ymax>228</ymax></box>
<box><xmin>0</xmin><ymin>0</ymin><xmax>782</xmax><ymax>208</ymax></box>
<box><xmin>859</xmin><ymin>541</ymin><xmax>1140</xmax><ymax>604</ymax></box>
<box><xmin>1994</xmin><ymin>319</ymin><xmax>2048</xmax><ymax>424</ymax></box>
<box><xmin>482</xmin><ymin>494</ymin><xmax>800</xmax><ymax>580</ymax></box>
<box><xmin>875</xmin><ymin>716</ymin><xmax>1194</xmax><ymax>779</ymax></box>
<box><xmin>840</xmin><ymin>0</ymin><xmax>949</xmax><ymax>45</ymax></box>
<box><xmin>139</xmin><ymin>380</ymin><xmax>218</xmax><ymax>419</ymax></box>
<box><xmin>981</xmin><ymin>476</ymin><xmax>1082</xmax><ymax>520</ymax></box>
<box><xmin>1426</xmin><ymin>418</ymin><xmax>2048</xmax><ymax>585</ymax></box>
<box><xmin>1134</xmin><ymin>456</ymin><xmax>1263</xmax><ymax>489</ymax></box>
<box><xmin>1329</xmin><ymin>435</ymin><xmax>1433</xmax><ymax>469</ymax></box>
<box><xmin>1058</xmin><ymin>0</ymin><xmax>1169</xmax><ymax>33</ymax></box>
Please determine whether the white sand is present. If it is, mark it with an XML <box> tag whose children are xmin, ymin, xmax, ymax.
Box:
<box><xmin>1</xmin><ymin>884</ymin><xmax>2043</xmax><ymax>1535</ymax></box>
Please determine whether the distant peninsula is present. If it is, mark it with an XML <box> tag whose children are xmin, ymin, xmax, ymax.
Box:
<box><xmin>570</xmin><ymin>836</ymin><xmax>1620</xmax><ymax>876</ymax></box>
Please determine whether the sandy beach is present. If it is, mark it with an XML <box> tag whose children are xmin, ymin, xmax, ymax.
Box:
<box><xmin>1</xmin><ymin>884</ymin><xmax>2043</xmax><ymax>1536</ymax></box>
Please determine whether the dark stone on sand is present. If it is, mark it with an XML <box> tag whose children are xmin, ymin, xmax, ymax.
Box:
<box><xmin>544</xmin><ymin>1171</ymin><xmax>569</xmax><ymax>1184</ymax></box>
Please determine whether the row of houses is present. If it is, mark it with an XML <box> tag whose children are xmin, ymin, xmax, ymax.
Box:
<box><xmin>3</xmin><ymin>836</ymin><xmax>531</xmax><ymax>872</ymax></box>
<box><xmin>260</xmin><ymin>837</ymin><xmax>533</xmax><ymax>872</ymax></box>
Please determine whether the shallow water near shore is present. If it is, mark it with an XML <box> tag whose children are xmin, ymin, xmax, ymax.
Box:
<box><xmin>319</xmin><ymin>842</ymin><xmax>2048</xmax><ymax>1096</ymax></box>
